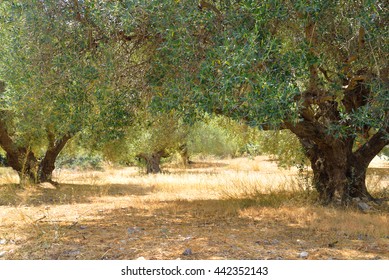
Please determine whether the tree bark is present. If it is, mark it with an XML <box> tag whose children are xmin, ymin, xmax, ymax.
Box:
<box><xmin>138</xmin><ymin>150</ymin><xmax>168</xmax><ymax>174</ymax></box>
<box><xmin>288</xmin><ymin>121</ymin><xmax>388</xmax><ymax>204</ymax></box>
<box><xmin>1</xmin><ymin>117</ymin><xmax>38</xmax><ymax>183</ymax></box>
<box><xmin>7</xmin><ymin>147</ymin><xmax>39</xmax><ymax>184</ymax></box>
<box><xmin>0</xmin><ymin>118</ymin><xmax>73</xmax><ymax>185</ymax></box>
<box><xmin>37</xmin><ymin>133</ymin><xmax>73</xmax><ymax>183</ymax></box>
<box><xmin>179</xmin><ymin>143</ymin><xmax>192</xmax><ymax>167</ymax></box>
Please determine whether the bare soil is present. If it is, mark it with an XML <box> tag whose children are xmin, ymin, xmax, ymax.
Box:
<box><xmin>0</xmin><ymin>156</ymin><xmax>388</xmax><ymax>260</ymax></box>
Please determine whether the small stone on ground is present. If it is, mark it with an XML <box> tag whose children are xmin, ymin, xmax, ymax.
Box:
<box><xmin>299</xmin><ymin>251</ymin><xmax>309</xmax><ymax>258</ymax></box>
<box><xmin>183</xmin><ymin>248</ymin><xmax>192</xmax><ymax>256</ymax></box>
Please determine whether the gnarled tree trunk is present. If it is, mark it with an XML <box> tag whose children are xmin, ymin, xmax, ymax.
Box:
<box><xmin>1</xmin><ymin>117</ymin><xmax>37</xmax><ymax>183</ymax></box>
<box><xmin>6</xmin><ymin>147</ymin><xmax>39</xmax><ymax>184</ymax></box>
<box><xmin>179</xmin><ymin>143</ymin><xmax>192</xmax><ymax>167</ymax></box>
<box><xmin>288</xmin><ymin>121</ymin><xmax>388</xmax><ymax>204</ymax></box>
<box><xmin>37</xmin><ymin>132</ymin><xmax>73</xmax><ymax>184</ymax></box>
<box><xmin>0</xmin><ymin>118</ymin><xmax>73</xmax><ymax>185</ymax></box>
<box><xmin>138</xmin><ymin>150</ymin><xmax>168</xmax><ymax>174</ymax></box>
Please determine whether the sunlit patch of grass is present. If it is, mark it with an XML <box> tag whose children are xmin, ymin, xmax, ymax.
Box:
<box><xmin>1</xmin><ymin>156</ymin><xmax>388</xmax><ymax>260</ymax></box>
<box><xmin>0</xmin><ymin>184</ymin><xmax>22</xmax><ymax>205</ymax></box>
<box><xmin>220</xmin><ymin>172</ymin><xmax>318</xmax><ymax>208</ymax></box>
<box><xmin>0</xmin><ymin>167</ymin><xmax>19</xmax><ymax>185</ymax></box>
<box><xmin>308</xmin><ymin>208</ymin><xmax>389</xmax><ymax>239</ymax></box>
<box><xmin>226</xmin><ymin>157</ymin><xmax>263</xmax><ymax>172</ymax></box>
<box><xmin>366</xmin><ymin>170</ymin><xmax>389</xmax><ymax>201</ymax></box>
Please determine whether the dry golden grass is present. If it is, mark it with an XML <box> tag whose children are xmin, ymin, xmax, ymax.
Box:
<box><xmin>0</xmin><ymin>156</ymin><xmax>388</xmax><ymax>260</ymax></box>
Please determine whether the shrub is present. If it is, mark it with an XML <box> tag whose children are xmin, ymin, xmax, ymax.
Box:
<box><xmin>56</xmin><ymin>154</ymin><xmax>103</xmax><ymax>170</ymax></box>
<box><xmin>187</xmin><ymin>116</ymin><xmax>248</xmax><ymax>158</ymax></box>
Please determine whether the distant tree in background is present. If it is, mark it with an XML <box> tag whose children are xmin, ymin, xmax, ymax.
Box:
<box><xmin>256</xmin><ymin>130</ymin><xmax>308</xmax><ymax>168</ymax></box>
<box><xmin>101</xmin><ymin>110</ymin><xmax>186</xmax><ymax>174</ymax></box>
<box><xmin>187</xmin><ymin>115</ymin><xmax>253</xmax><ymax>158</ymax></box>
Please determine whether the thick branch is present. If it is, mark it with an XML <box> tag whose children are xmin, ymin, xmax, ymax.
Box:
<box><xmin>72</xmin><ymin>0</ymin><xmax>83</xmax><ymax>22</ymax></box>
<box><xmin>354</xmin><ymin>128</ymin><xmax>389</xmax><ymax>167</ymax></box>
<box><xmin>284</xmin><ymin>119</ymin><xmax>329</xmax><ymax>144</ymax></box>
<box><xmin>38</xmin><ymin>132</ymin><xmax>74</xmax><ymax>183</ymax></box>
<box><xmin>71</xmin><ymin>0</ymin><xmax>137</xmax><ymax>48</ymax></box>
<box><xmin>342</xmin><ymin>79</ymin><xmax>370</xmax><ymax>113</ymax></box>
<box><xmin>305</xmin><ymin>19</ymin><xmax>320</xmax><ymax>93</ymax></box>
<box><xmin>318</xmin><ymin>67</ymin><xmax>333</xmax><ymax>82</ymax></box>
<box><xmin>43</xmin><ymin>131</ymin><xmax>75</xmax><ymax>166</ymax></box>
<box><xmin>0</xmin><ymin>80</ymin><xmax>5</xmax><ymax>93</ymax></box>
<box><xmin>358</xmin><ymin>26</ymin><xmax>365</xmax><ymax>50</ymax></box>
<box><xmin>296</xmin><ymin>91</ymin><xmax>335</xmax><ymax>106</ymax></box>
<box><xmin>47</xmin><ymin>133</ymin><xmax>73</xmax><ymax>158</ymax></box>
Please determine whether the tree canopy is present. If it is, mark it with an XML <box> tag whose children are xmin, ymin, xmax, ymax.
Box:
<box><xmin>0</xmin><ymin>0</ymin><xmax>150</xmax><ymax>182</ymax></box>
<box><xmin>147</xmin><ymin>0</ymin><xmax>388</xmax><ymax>203</ymax></box>
<box><xmin>0</xmin><ymin>0</ymin><xmax>387</xmax><ymax>204</ymax></box>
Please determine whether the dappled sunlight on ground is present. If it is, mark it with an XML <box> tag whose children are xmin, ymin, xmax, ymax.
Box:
<box><xmin>0</xmin><ymin>156</ymin><xmax>388</xmax><ymax>259</ymax></box>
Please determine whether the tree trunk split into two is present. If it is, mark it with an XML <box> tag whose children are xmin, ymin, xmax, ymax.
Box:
<box><xmin>0</xmin><ymin>124</ymin><xmax>73</xmax><ymax>185</ymax></box>
<box><xmin>138</xmin><ymin>150</ymin><xmax>169</xmax><ymax>174</ymax></box>
<box><xmin>290</xmin><ymin>122</ymin><xmax>388</xmax><ymax>205</ymax></box>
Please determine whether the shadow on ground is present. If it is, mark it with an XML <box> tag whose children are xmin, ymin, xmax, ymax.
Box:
<box><xmin>2</xmin><ymin>195</ymin><xmax>389</xmax><ymax>260</ymax></box>
<box><xmin>0</xmin><ymin>183</ymin><xmax>153</xmax><ymax>206</ymax></box>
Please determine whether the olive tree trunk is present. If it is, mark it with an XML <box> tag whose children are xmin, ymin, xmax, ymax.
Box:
<box><xmin>179</xmin><ymin>143</ymin><xmax>193</xmax><ymax>167</ymax></box>
<box><xmin>37</xmin><ymin>133</ymin><xmax>73</xmax><ymax>183</ymax></box>
<box><xmin>138</xmin><ymin>150</ymin><xmax>168</xmax><ymax>174</ymax></box>
<box><xmin>288</xmin><ymin>121</ymin><xmax>388</xmax><ymax>204</ymax></box>
<box><xmin>6</xmin><ymin>147</ymin><xmax>39</xmax><ymax>184</ymax></box>
<box><xmin>0</xmin><ymin>119</ymin><xmax>73</xmax><ymax>185</ymax></box>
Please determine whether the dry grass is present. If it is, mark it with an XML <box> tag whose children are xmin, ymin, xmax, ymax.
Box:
<box><xmin>0</xmin><ymin>156</ymin><xmax>388</xmax><ymax>260</ymax></box>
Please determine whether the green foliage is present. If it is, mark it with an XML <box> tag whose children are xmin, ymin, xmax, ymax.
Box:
<box><xmin>0</xmin><ymin>1</ymin><xmax>98</xmax><ymax>139</ymax></box>
<box><xmin>0</xmin><ymin>0</ymin><xmax>147</xmax><ymax>171</ymax></box>
<box><xmin>147</xmin><ymin>0</ymin><xmax>388</xmax><ymax>134</ymax></box>
<box><xmin>255</xmin><ymin>130</ymin><xmax>308</xmax><ymax>168</ymax></box>
<box><xmin>101</xmin><ymin>111</ymin><xmax>186</xmax><ymax>164</ymax></box>
<box><xmin>187</xmin><ymin>115</ymin><xmax>263</xmax><ymax>158</ymax></box>
<box><xmin>188</xmin><ymin>116</ymin><xmax>244</xmax><ymax>157</ymax></box>
<box><xmin>56</xmin><ymin>154</ymin><xmax>103</xmax><ymax>171</ymax></box>
<box><xmin>54</xmin><ymin>137</ymin><xmax>103</xmax><ymax>170</ymax></box>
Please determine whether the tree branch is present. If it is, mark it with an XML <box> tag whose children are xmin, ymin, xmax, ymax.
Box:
<box><xmin>284</xmin><ymin>119</ymin><xmax>329</xmax><ymax>144</ymax></box>
<box><xmin>318</xmin><ymin>67</ymin><xmax>333</xmax><ymax>82</ymax></box>
<box><xmin>198</xmin><ymin>0</ymin><xmax>222</xmax><ymax>16</ymax></box>
<box><xmin>354</xmin><ymin>127</ymin><xmax>389</xmax><ymax>167</ymax></box>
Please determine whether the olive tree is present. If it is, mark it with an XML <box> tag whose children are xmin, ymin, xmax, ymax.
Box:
<box><xmin>102</xmin><ymin>109</ymin><xmax>187</xmax><ymax>174</ymax></box>
<box><xmin>146</xmin><ymin>0</ymin><xmax>388</xmax><ymax>204</ymax></box>
<box><xmin>0</xmin><ymin>0</ymin><xmax>151</xmax><ymax>183</ymax></box>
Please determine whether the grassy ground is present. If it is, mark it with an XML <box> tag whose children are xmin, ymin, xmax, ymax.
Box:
<box><xmin>0</xmin><ymin>156</ymin><xmax>388</xmax><ymax>260</ymax></box>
